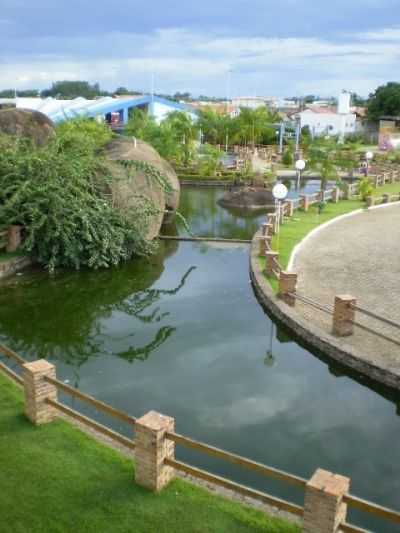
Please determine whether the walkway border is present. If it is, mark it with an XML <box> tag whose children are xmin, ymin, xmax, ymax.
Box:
<box><xmin>249</xmin><ymin>226</ymin><xmax>400</xmax><ymax>391</ymax></box>
<box><xmin>287</xmin><ymin>201</ymin><xmax>400</xmax><ymax>271</ymax></box>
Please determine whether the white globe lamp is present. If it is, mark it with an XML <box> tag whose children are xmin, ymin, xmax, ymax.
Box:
<box><xmin>272</xmin><ymin>183</ymin><xmax>288</xmax><ymax>201</ymax></box>
<box><xmin>295</xmin><ymin>159</ymin><xmax>306</xmax><ymax>171</ymax></box>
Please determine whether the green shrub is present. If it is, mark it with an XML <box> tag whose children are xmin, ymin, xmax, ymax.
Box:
<box><xmin>282</xmin><ymin>150</ymin><xmax>293</xmax><ymax>166</ymax></box>
<box><xmin>0</xmin><ymin>121</ymin><xmax>162</xmax><ymax>272</ymax></box>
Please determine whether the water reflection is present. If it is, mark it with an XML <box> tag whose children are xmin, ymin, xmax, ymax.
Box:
<box><xmin>0</xmin><ymin>248</ymin><xmax>196</xmax><ymax>371</ymax></box>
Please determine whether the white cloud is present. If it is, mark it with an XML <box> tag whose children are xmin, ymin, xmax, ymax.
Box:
<box><xmin>2</xmin><ymin>26</ymin><xmax>400</xmax><ymax>96</ymax></box>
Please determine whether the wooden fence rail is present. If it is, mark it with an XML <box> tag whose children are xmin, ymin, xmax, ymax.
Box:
<box><xmin>44</xmin><ymin>375</ymin><xmax>137</xmax><ymax>426</ymax></box>
<box><xmin>2</xmin><ymin>343</ymin><xmax>400</xmax><ymax>530</ymax></box>
<box><xmin>166</xmin><ymin>431</ymin><xmax>307</xmax><ymax>488</ymax></box>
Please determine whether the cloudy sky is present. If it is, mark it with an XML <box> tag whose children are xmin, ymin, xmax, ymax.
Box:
<box><xmin>1</xmin><ymin>0</ymin><xmax>400</xmax><ymax>97</ymax></box>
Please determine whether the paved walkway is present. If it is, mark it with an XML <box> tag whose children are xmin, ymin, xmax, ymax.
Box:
<box><xmin>292</xmin><ymin>204</ymin><xmax>400</xmax><ymax>377</ymax></box>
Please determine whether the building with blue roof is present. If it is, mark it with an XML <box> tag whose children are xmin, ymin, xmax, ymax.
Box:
<box><xmin>15</xmin><ymin>94</ymin><xmax>197</xmax><ymax>126</ymax></box>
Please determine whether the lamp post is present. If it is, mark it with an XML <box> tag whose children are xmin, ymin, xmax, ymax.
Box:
<box><xmin>295</xmin><ymin>159</ymin><xmax>306</xmax><ymax>190</ymax></box>
<box><xmin>272</xmin><ymin>183</ymin><xmax>288</xmax><ymax>251</ymax></box>
<box><xmin>365</xmin><ymin>151</ymin><xmax>373</xmax><ymax>176</ymax></box>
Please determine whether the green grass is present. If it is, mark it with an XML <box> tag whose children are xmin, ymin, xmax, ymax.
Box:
<box><xmin>0</xmin><ymin>372</ymin><xmax>298</xmax><ymax>533</ymax></box>
<box><xmin>261</xmin><ymin>181</ymin><xmax>400</xmax><ymax>292</ymax></box>
<box><xmin>371</xmin><ymin>181</ymin><xmax>400</xmax><ymax>198</ymax></box>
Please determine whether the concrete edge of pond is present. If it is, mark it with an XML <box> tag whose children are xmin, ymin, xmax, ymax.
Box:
<box><xmin>249</xmin><ymin>229</ymin><xmax>400</xmax><ymax>392</ymax></box>
<box><xmin>0</xmin><ymin>255</ymin><xmax>32</xmax><ymax>280</ymax></box>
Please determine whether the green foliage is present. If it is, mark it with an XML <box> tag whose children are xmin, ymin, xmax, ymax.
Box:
<box><xmin>126</xmin><ymin>109</ymin><xmax>198</xmax><ymax>165</ymax></box>
<box><xmin>0</xmin><ymin>121</ymin><xmax>166</xmax><ymax>272</ymax></box>
<box><xmin>197</xmin><ymin>106</ymin><xmax>280</xmax><ymax>147</ymax></box>
<box><xmin>367</xmin><ymin>82</ymin><xmax>400</xmax><ymax>121</ymax></box>
<box><xmin>358</xmin><ymin>177</ymin><xmax>374</xmax><ymax>200</ymax></box>
<box><xmin>56</xmin><ymin>117</ymin><xmax>113</xmax><ymax>150</ymax></box>
<box><xmin>41</xmin><ymin>80</ymin><xmax>106</xmax><ymax>99</ymax></box>
<box><xmin>282</xmin><ymin>149</ymin><xmax>293</xmax><ymax>166</ymax></box>
<box><xmin>198</xmin><ymin>144</ymin><xmax>221</xmax><ymax>176</ymax></box>
<box><xmin>306</xmin><ymin>138</ymin><xmax>359</xmax><ymax>189</ymax></box>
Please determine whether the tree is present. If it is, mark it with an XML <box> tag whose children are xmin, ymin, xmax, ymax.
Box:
<box><xmin>41</xmin><ymin>81</ymin><xmax>105</xmax><ymax>99</ymax></box>
<box><xmin>0</xmin><ymin>89</ymin><xmax>39</xmax><ymax>97</ymax></box>
<box><xmin>367</xmin><ymin>82</ymin><xmax>400</xmax><ymax>121</ymax></box>
<box><xmin>350</xmin><ymin>92</ymin><xmax>366</xmax><ymax>106</ymax></box>
<box><xmin>125</xmin><ymin>109</ymin><xmax>198</xmax><ymax>165</ymax></box>
<box><xmin>114</xmin><ymin>86</ymin><xmax>130</xmax><ymax>95</ymax></box>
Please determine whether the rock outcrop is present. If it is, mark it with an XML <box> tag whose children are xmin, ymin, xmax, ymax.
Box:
<box><xmin>105</xmin><ymin>137</ymin><xmax>180</xmax><ymax>239</ymax></box>
<box><xmin>0</xmin><ymin>108</ymin><xmax>55</xmax><ymax>145</ymax></box>
<box><xmin>218</xmin><ymin>186</ymin><xmax>274</xmax><ymax>211</ymax></box>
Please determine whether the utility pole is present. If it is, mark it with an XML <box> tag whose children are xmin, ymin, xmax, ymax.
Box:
<box><xmin>279</xmin><ymin>122</ymin><xmax>285</xmax><ymax>154</ymax></box>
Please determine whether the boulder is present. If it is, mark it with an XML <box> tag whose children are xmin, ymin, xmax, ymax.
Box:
<box><xmin>218</xmin><ymin>186</ymin><xmax>275</xmax><ymax>210</ymax></box>
<box><xmin>104</xmin><ymin>137</ymin><xmax>180</xmax><ymax>239</ymax></box>
<box><xmin>0</xmin><ymin>108</ymin><xmax>55</xmax><ymax>145</ymax></box>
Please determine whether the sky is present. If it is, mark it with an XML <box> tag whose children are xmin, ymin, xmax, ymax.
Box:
<box><xmin>1</xmin><ymin>0</ymin><xmax>400</xmax><ymax>97</ymax></box>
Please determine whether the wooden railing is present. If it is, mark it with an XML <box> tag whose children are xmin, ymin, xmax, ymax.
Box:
<box><xmin>2</xmin><ymin>344</ymin><xmax>400</xmax><ymax>531</ymax></box>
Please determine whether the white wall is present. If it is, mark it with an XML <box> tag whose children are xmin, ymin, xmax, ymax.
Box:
<box><xmin>300</xmin><ymin>110</ymin><xmax>356</xmax><ymax>137</ymax></box>
<box><xmin>150</xmin><ymin>101</ymin><xmax>197</xmax><ymax>124</ymax></box>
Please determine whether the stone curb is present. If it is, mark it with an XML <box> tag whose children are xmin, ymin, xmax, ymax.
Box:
<box><xmin>249</xmin><ymin>230</ymin><xmax>400</xmax><ymax>391</ymax></box>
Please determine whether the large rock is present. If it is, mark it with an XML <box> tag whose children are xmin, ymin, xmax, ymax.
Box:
<box><xmin>218</xmin><ymin>186</ymin><xmax>274</xmax><ymax>210</ymax></box>
<box><xmin>104</xmin><ymin>137</ymin><xmax>180</xmax><ymax>239</ymax></box>
<box><xmin>0</xmin><ymin>108</ymin><xmax>55</xmax><ymax>145</ymax></box>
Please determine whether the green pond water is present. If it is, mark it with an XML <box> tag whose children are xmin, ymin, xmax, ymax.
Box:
<box><xmin>1</xmin><ymin>187</ymin><xmax>399</xmax><ymax>532</ymax></box>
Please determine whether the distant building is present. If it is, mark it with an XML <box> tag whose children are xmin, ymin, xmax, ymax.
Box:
<box><xmin>231</xmin><ymin>96</ymin><xmax>268</xmax><ymax>109</ymax></box>
<box><xmin>9</xmin><ymin>95</ymin><xmax>196</xmax><ymax>126</ymax></box>
<box><xmin>292</xmin><ymin>93</ymin><xmax>357</xmax><ymax>138</ymax></box>
<box><xmin>378</xmin><ymin>117</ymin><xmax>400</xmax><ymax>150</ymax></box>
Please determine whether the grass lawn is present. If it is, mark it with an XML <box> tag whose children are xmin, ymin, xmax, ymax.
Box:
<box><xmin>261</xmin><ymin>180</ymin><xmax>400</xmax><ymax>292</ymax></box>
<box><xmin>371</xmin><ymin>181</ymin><xmax>400</xmax><ymax>198</ymax></box>
<box><xmin>0</xmin><ymin>372</ymin><xmax>299</xmax><ymax>533</ymax></box>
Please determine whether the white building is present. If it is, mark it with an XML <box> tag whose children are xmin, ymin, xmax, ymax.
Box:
<box><xmin>231</xmin><ymin>96</ymin><xmax>268</xmax><ymax>109</ymax></box>
<box><xmin>298</xmin><ymin>93</ymin><xmax>356</xmax><ymax>138</ymax></box>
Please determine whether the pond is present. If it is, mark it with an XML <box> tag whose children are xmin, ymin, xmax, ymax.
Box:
<box><xmin>0</xmin><ymin>186</ymin><xmax>399</xmax><ymax>532</ymax></box>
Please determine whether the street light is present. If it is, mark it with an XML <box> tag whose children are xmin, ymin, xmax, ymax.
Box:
<box><xmin>365</xmin><ymin>151</ymin><xmax>374</xmax><ymax>176</ymax></box>
<box><xmin>295</xmin><ymin>159</ymin><xmax>306</xmax><ymax>190</ymax></box>
<box><xmin>272</xmin><ymin>182</ymin><xmax>288</xmax><ymax>249</ymax></box>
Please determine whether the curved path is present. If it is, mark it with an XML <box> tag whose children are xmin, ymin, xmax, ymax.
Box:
<box><xmin>292</xmin><ymin>203</ymin><xmax>400</xmax><ymax>378</ymax></box>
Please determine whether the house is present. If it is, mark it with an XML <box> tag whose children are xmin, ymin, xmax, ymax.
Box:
<box><xmin>292</xmin><ymin>93</ymin><xmax>357</xmax><ymax>138</ymax></box>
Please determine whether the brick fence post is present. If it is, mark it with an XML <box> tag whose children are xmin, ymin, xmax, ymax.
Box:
<box><xmin>259</xmin><ymin>236</ymin><xmax>271</xmax><ymax>256</ymax></box>
<box><xmin>267</xmin><ymin>213</ymin><xmax>278</xmax><ymax>234</ymax></box>
<box><xmin>265</xmin><ymin>251</ymin><xmax>279</xmax><ymax>277</ymax></box>
<box><xmin>300</xmin><ymin>195</ymin><xmax>309</xmax><ymax>212</ymax></box>
<box><xmin>332</xmin><ymin>295</ymin><xmax>356</xmax><ymax>337</ymax></box>
<box><xmin>278</xmin><ymin>271</ymin><xmax>297</xmax><ymax>306</ymax></box>
<box><xmin>331</xmin><ymin>187</ymin><xmax>340</xmax><ymax>203</ymax></box>
<box><xmin>264</xmin><ymin>223</ymin><xmax>274</xmax><ymax>237</ymax></box>
<box><xmin>261</xmin><ymin>222</ymin><xmax>269</xmax><ymax>236</ymax></box>
<box><xmin>22</xmin><ymin>359</ymin><xmax>58</xmax><ymax>425</ymax></box>
<box><xmin>303</xmin><ymin>468</ymin><xmax>350</xmax><ymax>533</ymax></box>
<box><xmin>7</xmin><ymin>225</ymin><xmax>22</xmax><ymax>253</ymax></box>
<box><xmin>365</xmin><ymin>195</ymin><xmax>374</xmax><ymax>208</ymax></box>
<box><xmin>135</xmin><ymin>410</ymin><xmax>175</xmax><ymax>492</ymax></box>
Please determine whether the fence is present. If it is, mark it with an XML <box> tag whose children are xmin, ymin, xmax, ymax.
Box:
<box><xmin>259</xmin><ymin>166</ymin><xmax>400</xmax><ymax>344</ymax></box>
<box><xmin>1</xmin><ymin>344</ymin><xmax>400</xmax><ymax>532</ymax></box>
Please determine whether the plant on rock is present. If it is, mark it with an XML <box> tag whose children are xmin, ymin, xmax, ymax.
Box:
<box><xmin>0</xmin><ymin>121</ymin><xmax>164</xmax><ymax>272</ymax></box>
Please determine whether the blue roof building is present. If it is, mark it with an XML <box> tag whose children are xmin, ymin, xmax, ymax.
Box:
<box><xmin>16</xmin><ymin>95</ymin><xmax>197</xmax><ymax>125</ymax></box>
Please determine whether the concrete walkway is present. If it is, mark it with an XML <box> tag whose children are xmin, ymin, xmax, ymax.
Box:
<box><xmin>292</xmin><ymin>204</ymin><xmax>400</xmax><ymax>377</ymax></box>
